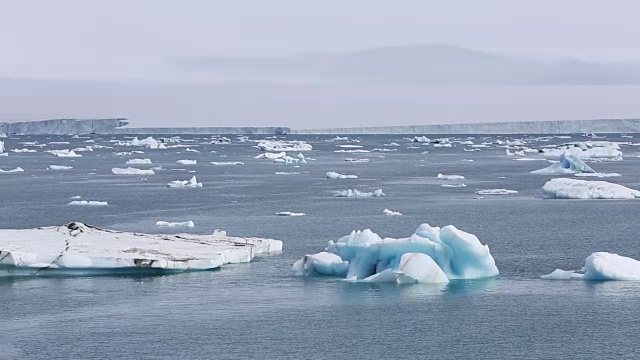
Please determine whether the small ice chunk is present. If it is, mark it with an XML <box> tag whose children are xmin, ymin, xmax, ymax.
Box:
<box><xmin>48</xmin><ymin>165</ymin><xmax>73</xmax><ymax>170</ymax></box>
<box><xmin>326</xmin><ymin>171</ymin><xmax>358</xmax><ymax>179</ymax></box>
<box><xmin>276</xmin><ymin>212</ymin><xmax>306</xmax><ymax>217</ymax></box>
<box><xmin>177</xmin><ymin>159</ymin><xmax>197</xmax><ymax>165</ymax></box>
<box><xmin>210</xmin><ymin>161</ymin><xmax>244</xmax><ymax>166</ymax></box>
<box><xmin>437</xmin><ymin>173</ymin><xmax>465</xmax><ymax>180</ymax></box>
<box><xmin>334</xmin><ymin>189</ymin><xmax>384</xmax><ymax>198</ymax></box>
<box><xmin>67</xmin><ymin>200</ymin><xmax>108</xmax><ymax>206</ymax></box>
<box><xmin>474</xmin><ymin>189</ymin><xmax>518</xmax><ymax>195</ymax></box>
<box><xmin>0</xmin><ymin>167</ymin><xmax>24</xmax><ymax>173</ymax></box>
<box><xmin>167</xmin><ymin>176</ymin><xmax>203</xmax><ymax>188</ymax></box>
<box><xmin>126</xmin><ymin>158</ymin><xmax>153</xmax><ymax>165</ymax></box>
<box><xmin>383</xmin><ymin>209</ymin><xmax>403</xmax><ymax>216</ymax></box>
<box><xmin>155</xmin><ymin>221</ymin><xmax>195</xmax><ymax>228</ymax></box>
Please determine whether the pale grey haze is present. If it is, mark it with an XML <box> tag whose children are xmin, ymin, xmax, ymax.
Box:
<box><xmin>1</xmin><ymin>0</ymin><xmax>639</xmax><ymax>128</ymax></box>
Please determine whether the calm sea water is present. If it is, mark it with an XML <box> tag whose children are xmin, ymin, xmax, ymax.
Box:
<box><xmin>1</xmin><ymin>134</ymin><xmax>640</xmax><ymax>359</ymax></box>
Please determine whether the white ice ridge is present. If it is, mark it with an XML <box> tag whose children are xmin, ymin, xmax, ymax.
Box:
<box><xmin>383</xmin><ymin>209</ymin><xmax>403</xmax><ymax>216</ymax></box>
<box><xmin>67</xmin><ymin>200</ymin><xmax>108</xmax><ymax>206</ymax></box>
<box><xmin>530</xmin><ymin>153</ymin><xmax>596</xmax><ymax>175</ymax></box>
<box><xmin>126</xmin><ymin>158</ymin><xmax>152</xmax><ymax>165</ymax></box>
<box><xmin>155</xmin><ymin>221</ymin><xmax>195</xmax><ymax>228</ymax></box>
<box><xmin>475</xmin><ymin>189</ymin><xmax>518</xmax><ymax>195</ymax></box>
<box><xmin>257</xmin><ymin>140</ymin><xmax>312</xmax><ymax>152</ymax></box>
<box><xmin>334</xmin><ymin>189</ymin><xmax>384</xmax><ymax>198</ymax></box>
<box><xmin>111</xmin><ymin>167</ymin><xmax>156</xmax><ymax>175</ymax></box>
<box><xmin>326</xmin><ymin>171</ymin><xmax>358</xmax><ymax>179</ymax></box>
<box><xmin>0</xmin><ymin>222</ymin><xmax>282</xmax><ymax>276</ymax></box>
<box><xmin>177</xmin><ymin>159</ymin><xmax>197</xmax><ymax>165</ymax></box>
<box><xmin>0</xmin><ymin>167</ymin><xmax>24</xmax><ymax>173</ymax></box>
<box><xmin>292</xmin><ymin>223</ymin><xmax>498</xmax><ymax>284</ymax></box>
<box><xmin>542</xmin><ymin>178</ymin><xmax>640</xmax><ymax>199</ymax></box>
<box><xmin>541</xmin><ymin>252</ymin><xmax>640</xmax><ymax>281</ymax></box>
<box><xmin>167</xmin><ymin>176</ymin><xmax>203</xmax><ymax>188</ymax></box>
<box><xmin>47</xmin><ymin>165</ymin><xmax>73</xmax><ymax>170</ymax></box>
<box><xmin>437</xmin><ymin>173</ymin><xmax>465</xmax><ymax>180</ymax></box>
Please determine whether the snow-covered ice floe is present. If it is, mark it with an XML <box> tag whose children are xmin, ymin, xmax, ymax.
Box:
<box><xmin>50</xmin><ymin>149</ymin><xmax>82</xmax><ymax>157</ymax></box>
<box><xmin>0</xmin><ymin>222</ymin><xmax>282</xmax><ymax>276</ymax></box>
<box><xmin>273</xmin><ymin>153</ymin><xmax>306</xmax><ymax>164</ymax></box>
<box><xmin>48</xmin><ymin>165</ymin><xmax>73</xmax><ymax>170</ymax></box>
<box><xmin>126</xmin><ymin>158</ymin><xmax>152</xmax><ymax>165</ymax></box>
<box><xmin>127</xmin><ymin>137</ymin><xmax>167</xmax><ymax>149</ymax></box>
<box><xmin>326</xmin><ymin>171</ymin><xmax>358</xmax><ymax>179</ymax></box>
<box><xmin>111</xmin><ymin>167</ymin><xmax>155</xmax><ymax>176</ymax></box>
<box><xmin>276</xmin><ymin>212</ymin><xmax>306</xmax><ymax>217</ymax></box>
<box><xmin>542</xmin><ymin>178</ymin><xmax>640</xmax><ymax>199</ymax></box>
<box><xmin>383</xmin><ymin>209</ymin><xmax>403</xmax><ymax>216</ymax></box>
<box><xmin>0</xmin><ymin>167</ymin><xmax>24</xmax><ymax>173</ymax></box>
<box><xmin>334</xmin><ymin>189</ymin><xmax>384</xmax><ymax>198</ymax></box>
<box><xmin>437</xmin><ymin>173</ymin><xmax>465</xmax><ymax>180</ymax></box>
<box><xmin>292</xmin><ymin>223</ymin><xmax>498</xmax><ymax>284</ymax></box>
<box><xmin>441</xmin><ymin>184</ymin><xmax>466</xmax><ymax>188</ymax></box>
<box><xmin>541</xmin><ymin>252</ymin><xmax>640</xmax><ymax>281</ymax></box>
<box><xmin>539</xmin><ymin>141</ymin><xmax>622</xmax><ymax>160</ymax></box>
<box><xmin>255</xmin><ymin>152</ymin><xmax>286</xmax><ymax>160</ymax></box>
<box><xmin>474</xmin><ymin>189</ymin><xmax>518</xmax><ymax>195</ymax></box>
<box><xmin>167</xmin><ymin>176</ymin><xmax>203</xmax><ymax>188</ymax></box>
<box><xmin>177</xmin><ymin>159</ymin><xmax>197</xmax><ymax>165</ymax></box>
<box><xmin>67</xmin><ymin>200</ymin><xmax>108</xmax><ymax>206</ymax></box>
<box><xmin>573</xmin><ymin>172</ymin><xmax>621</xmax><ymax>178</ymax></box>
<box><xmin>530</xmin><ymin>153</ymin><xmax>595</xmax><ymax>175</ymax></box>
<box><xmin>257</xmin><ymin>140</ymin><xmax>312</xmax><ymax>152</ymax></box>
<box><xmin>155</xmin><ymin>221</ymin><xmax>195</xmax><ymax>228</ymax></box>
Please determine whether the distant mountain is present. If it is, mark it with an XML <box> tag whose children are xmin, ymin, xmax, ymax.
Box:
<box><xmin>172</xmin><ymin>44</ymin><xmax>640</xmax><ymax>85</ymax></box>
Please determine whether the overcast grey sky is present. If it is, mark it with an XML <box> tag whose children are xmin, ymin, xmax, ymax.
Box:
<box><xmin>2</xmin><ymin>0</ymin><xmax>640</xmax><ymax>79</ymax></box>
<box><xmin>1</xmin><ymin>1</ymin><xmax>639</xmax><ymax>127</ymax></box>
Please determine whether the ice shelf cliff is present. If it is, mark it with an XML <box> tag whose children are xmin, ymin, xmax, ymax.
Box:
<box><xmin>0</xmin><ymin>119</ymin><xmax>129</xmax><ymax>135</ymax></box>
<box><xmin>291</xmin><ymin>119</ymin><xmax>640</xmax><ymax>135</ymax></box>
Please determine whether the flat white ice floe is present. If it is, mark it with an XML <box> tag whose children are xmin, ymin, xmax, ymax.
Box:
<box><xmin>292</xmin><ymin>223</ymin><xmax>498</xmax><ymax>284</ymax></box>
<box><xmin>0</xmin><ymin>222</ymin><xmax>282</xmax><ymax>276</ymax></box>
<box><xmin>541</xmin><ymin>252</ymin><xmax>640</xmax><ymax>280</ymax></box>
<box><xmin>542</xmin><ymin>178</ymin><xmax>640</xmax><ymax>199</ymax></box>
<box><xmin>0</xmin><ymin>167</ymin><xmax>24</xmax><ymax>173</ymax></box>
<box><xmin>276</xmin><ymin>212</ymin><xmax>306</xmax><ymax>217</ymax></box>
<box><xmin>11</xmin><ymin>148</ymin><xmax>37</xmax><ymax>153</ymax></box>
<box><xmin>67</xmin><ymin>200</ymin><xmax>108</xmax><ymax>206</ymax></box>
<box><xmin>326</xmin><ymin>171</ymin><xmax>358</xmax><ymax>179</ymax></box>
<box><xmin>210</xmin><ymin>161</ymin><xmax>244</xmax><ymax>166</ymax></box>
<box><xmin>47</xmin><ymin>165</ymin><xmax>73</xmax><ymax>170</ymax></box>
<box><xmin>334</xmin><ymin>189</ymin><xmax>384</xmax><ymax>198</ymax></box>
<box><xmin>155</xmin><ymin>221</ymin><xmax>195</xmax><ymax>228</ymax></box>
<box><xmin>573</xmin><ymin>172</ymin><xmax>621</xmax><ymax>178</ymax></box>
<box><xmin>437</xmin><ymin>173</ymin><xmax>465</xmax><ymax>180</ymax></box>
<box><xmin>126</xmin><ymin>158</ymin><xmax>152</xmax><ymax>165</ymax></box>
<box><xmin>177</xmin><ymin>159</ymin><xmax>197</xmax><ymax>165</ymax></box>
<box><xmin>475</xmin><ymin>189</ymin><xmax>518</xmax><ymax>195</ymax></box>
<box><xmin>441</xmin><ymin>184</ymin><xmax>466</xmax><ymax>188</ymax></box>
<box><xmin>111</xmin><ymin>167</ymin><xmax>155</xmax><ymax>176</ymax></box>
<box><xmin>167</xmin><ymin>176</ymin><xmax>203</xmax><ymax>188</ymax></box>
<box><xmin>128</xmin><ymin>137</ymin><xmax>166</xmax><ymax>149</ymax></box>
<box><xmin>383</xmin><ymin>209</ymin><xmax>403</xmax><ymax>216</ymax></box>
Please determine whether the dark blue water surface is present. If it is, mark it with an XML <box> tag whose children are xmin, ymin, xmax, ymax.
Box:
<box><xmin>1</xmin><ymin>133</ymin><xmax>640</xmax><ymax>359</ymax></box>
